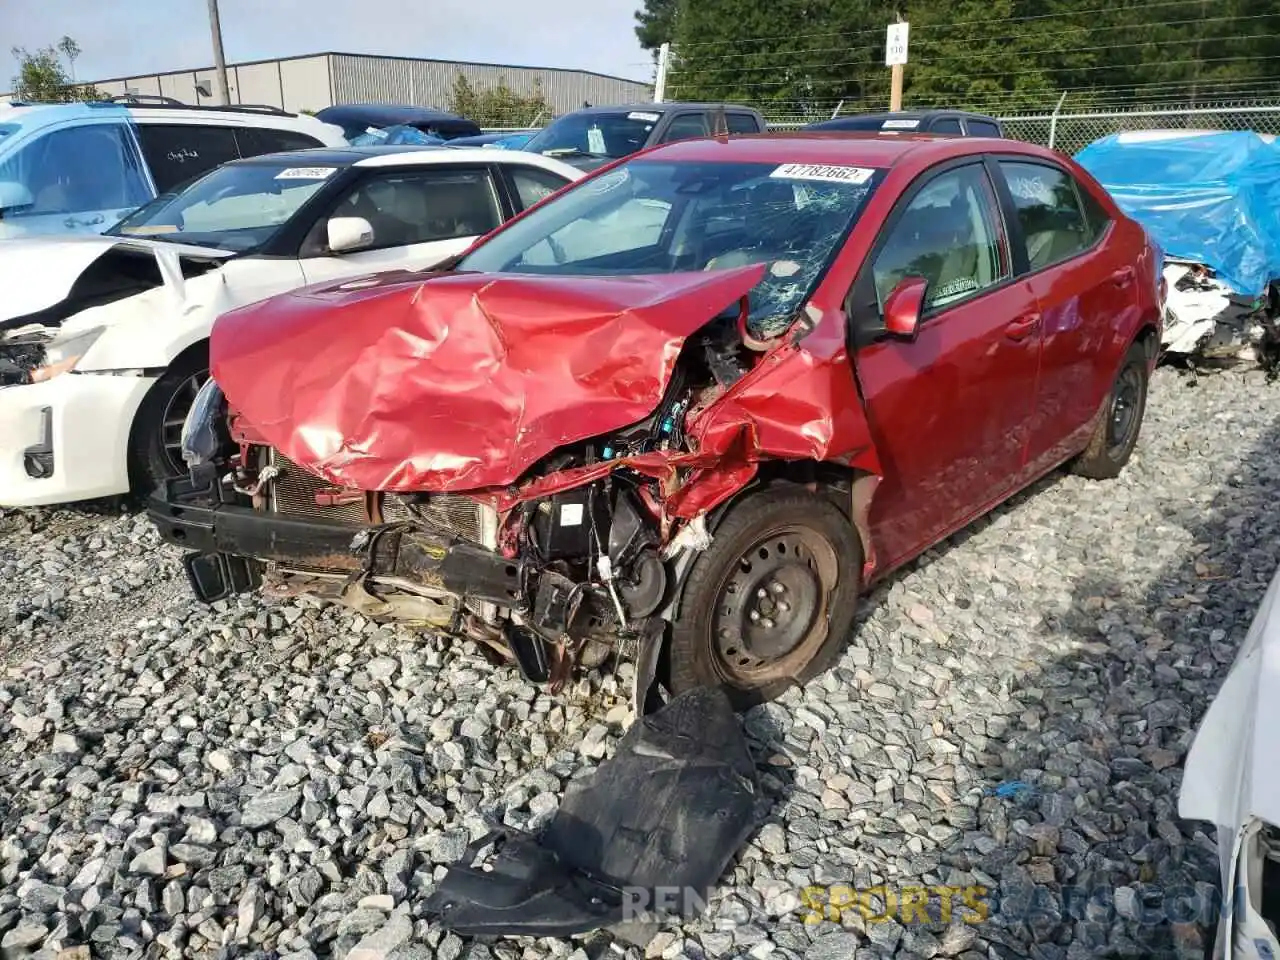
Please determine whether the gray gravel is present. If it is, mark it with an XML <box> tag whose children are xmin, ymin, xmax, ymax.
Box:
<box><xmin>0</xmin><ymin>364</ymin><xmax>1275</xmax><ymax>960</ymax></box>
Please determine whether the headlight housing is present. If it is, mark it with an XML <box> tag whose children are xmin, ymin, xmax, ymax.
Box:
<box><xmin>180</xmin><ymin>378</ymin><xmax>229</xmax><ymax>468</ymax></box>
<box><xmin>29</xmin><ymin>327</ymin><xmax>106</xmax><ymax>382</ymax></box>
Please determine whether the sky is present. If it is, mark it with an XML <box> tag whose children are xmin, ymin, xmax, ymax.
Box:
<box><xmin>3</xmin><ymin>0</ymin><xmax>655</xmax><ymax>86</ymax></box>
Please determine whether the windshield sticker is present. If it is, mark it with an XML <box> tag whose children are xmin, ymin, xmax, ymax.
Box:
<box><xmin>628</xmin><ymin>111</ymin><xmax>661</xmax><ymax>123</ymax></box>
<box><xmin>587</xmin><ymin>126</ymin><xmax>607</xmax><ymax>155</ymax></box>
<box><xmin>275</xmin><ymin>167</ymin><xmax>337</xmax><ymax>181</ymax></box>
<box><xmin>585</xmin><ymin>168</ymin><xmax>630</xmax><ymax>194</ymax></box>
<box><xmin>1007</xmin><ymin>173</ymin><xmax>1054</xmax><ymax>205</ymax></box>
<box><xmin>881</xmin><ymin>118</ymin><xmax>920</xmax><ymax>129</ymax></box>
<box><xmin>770</xmin><ymin>163</ymin><xmax>874</xmax><ymax>185</ymax></box>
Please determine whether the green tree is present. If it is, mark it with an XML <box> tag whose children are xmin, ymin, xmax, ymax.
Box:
<box><xmin>11</xmin><ymin>41</ymin><xmax>103</xmax><ymax>102</ymax></box>
<box><xmin>635</xmin><ymin>0</ymin><xmax>678</xmax><ymax>57</ymax></box>
<box><xmin>448</xmin><ymin>74</ymin><xmax>552</xmax><ymax>127</ymax></box>
<box><xmin>650</xmin><ymin>0</ymin><xmax>1280</xmax><ymax>118</ymax></box>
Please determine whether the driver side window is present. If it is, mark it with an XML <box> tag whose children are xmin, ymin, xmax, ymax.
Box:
<box><xmin>871</xmin><ymin>164</ymin><xmax>1009</xmax><ymax>314</ymax></box>
<box><xmin>327</xmin><ymin>168</ymin><xmax>502</xmax><ymax>251</ymax></box>
<box><xmin>0</xmin><ymin>123</ymin><xmax>151</xmax><ymax>218</ymax></box>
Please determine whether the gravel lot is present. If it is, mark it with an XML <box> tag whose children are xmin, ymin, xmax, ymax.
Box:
<box><xmin>0</xmin><ymin>363</ymin><xmax>1275</xmax><ymax>960</ymax></box>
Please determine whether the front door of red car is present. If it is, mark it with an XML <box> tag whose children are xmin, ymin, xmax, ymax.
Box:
<box><xmin>849</xmin><ymin>160</ymin><xmax>1043</xmax><ymax>571</ymax></box>
<box><xmin>991</xmin><ymin>157</ymin><xmax>1140</xmax><ymax>478</ymax></box>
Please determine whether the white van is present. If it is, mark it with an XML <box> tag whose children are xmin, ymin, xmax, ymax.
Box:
<box><xmin>0</xmin><ymin>96</ymin><xmax>347</xmax><ymax>240</ymax></box>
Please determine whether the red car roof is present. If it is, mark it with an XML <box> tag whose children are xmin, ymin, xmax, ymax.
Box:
<box><xmin>630</xmin><ymin>131</ymin><xmax>1000</xmax><ymax>168</ymax></box>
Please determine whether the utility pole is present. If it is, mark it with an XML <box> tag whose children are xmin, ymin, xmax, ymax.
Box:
<box><xmin>886</xmin><ymin>15</ymin><xmax>909</xmax><ymax>112</ymax></box>
<box><xmin>654</xmin><ymin>42</ymin><xmax>671</xmax><ymax>103</ymax></box>
<box><xmin>207</xmin><ymin>0</ymin><xmax>230</xmax><ymax>105</ymax></box>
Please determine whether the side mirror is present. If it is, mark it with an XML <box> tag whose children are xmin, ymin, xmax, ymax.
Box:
<box><xmin>883</xmin><ymin>276</ymin><xmax>928</xmax><ymax>340</ymax></box>
<box><xmin>326</xmin><ymin>216</ymin><xmax>375</xmax><ymax>254</ymax></box>
<box><xmin>0</xmin><ymin>180</ymin><xmax>35</xmax><ymax>217</ymax></box>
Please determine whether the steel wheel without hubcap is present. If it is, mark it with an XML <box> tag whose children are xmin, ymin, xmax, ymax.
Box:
<box><xmin>710</xmin><ymin>525</ymin><xmax>839</xmax><ymax>688</ymax></box>
<box><xmin>159</xmin><ymin>370</ymin><xmax>210</xmax><ymax>477</ymax></box>
<box><xmin>1106</xmin><ymin>364</ymin><xmax>1142</xmax><ymax>459</ymax></box>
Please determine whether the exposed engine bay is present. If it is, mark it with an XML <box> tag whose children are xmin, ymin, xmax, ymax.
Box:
<box><xmin>169</xmin><ymin>299</ymin><xmax>796</xmax><ymax>703</ymax></box>
<box><xmin>1162</xmin><ymin>259</ymin><xmax>1280</xmax><ymax>375</ymax></box>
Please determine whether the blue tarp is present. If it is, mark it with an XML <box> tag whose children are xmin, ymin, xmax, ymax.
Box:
<box><xmin>1074</xmin><ymin>130</ymin><xmax>1280</xmax><ymax>297</ymax></box>
<box><xmin>347</xmin><ymin>124</ymin><xmax>445</xmax><ymax>147</ymax></box>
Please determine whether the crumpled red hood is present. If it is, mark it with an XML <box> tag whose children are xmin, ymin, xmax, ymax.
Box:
<box><xmin>211</xmin><ymin>265</ymin><xmax>767</xmax><ymax>492</ymax></box>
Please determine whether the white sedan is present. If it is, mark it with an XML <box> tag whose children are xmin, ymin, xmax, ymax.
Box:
<box><xmin>0</xmin><ymin>145</ymin><xmax>583</xmax><ymax>507</ymax></box>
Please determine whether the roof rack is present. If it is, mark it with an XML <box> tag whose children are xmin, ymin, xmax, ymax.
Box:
<box><xmin>89</xmin><ymin>94</ymin><xmax>296</xmax><ymax>117</ymax></box>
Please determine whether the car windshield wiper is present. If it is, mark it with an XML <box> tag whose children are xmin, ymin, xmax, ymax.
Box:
<box><xmin>540</xmin><ymin>148</ymin><xmax>610</xmax><ymax>159</ymax></box>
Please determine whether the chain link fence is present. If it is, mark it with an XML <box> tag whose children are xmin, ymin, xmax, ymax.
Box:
<box><xmin>999</xmin><ymin>102</ymin><xmax>1280</xmax><ymax>154</ymax></box>
<box><xmin>474</xmin><ymin>97</ymin><xmax>1280</xmax><ymax>152</ymax></box>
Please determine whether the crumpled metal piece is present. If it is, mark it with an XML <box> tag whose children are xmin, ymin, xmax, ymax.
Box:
<box><xmin>211</xmin><ymin>265</ymin><xmax>771</xmax><ymax>493</ymax></box>
<box><xmin>210</xmin><ymin>262</ymin><xmax>882</xmax><ymax>525</ymax></box>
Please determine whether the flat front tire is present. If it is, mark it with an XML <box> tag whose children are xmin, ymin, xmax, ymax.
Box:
<box><xmin>668</xmin><ymin>488</ymin><xmax>862</xmax><ymax>711</ymax></box>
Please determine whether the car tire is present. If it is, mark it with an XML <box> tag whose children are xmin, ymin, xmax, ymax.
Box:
<box><xmin>128</xmin><ymin>351</ymin><xmax>210</xmax><ymax>496</ymax></box>
<box><xmin>667</xmin><ymin>487</ymin><xmax>863</xmax><ymax>711</ymax></box>
<box><xmin>1071</xmin><ymin>340</ymin><xmax>1150</xmax><ymax>481</ymax></box>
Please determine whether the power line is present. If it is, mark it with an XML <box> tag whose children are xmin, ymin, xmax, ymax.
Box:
<box><xmin>667</xmin><ymin>54</ymin><xmax>1280</xmax><ymax>93</ymax></box>
<box><xmin>671</xmin><ymin>0</ymin><xmax>1266</xmax><ymax>49</ymax></box>
<box><xmin>671</xmin><ymin>31</ymin><xmax>1276</xmax><ymax>76</ymax></box>
<box><xmin>671</xmin><ymin>13</ymin><xmax>1277</xmax><ymax>64</ymax></box>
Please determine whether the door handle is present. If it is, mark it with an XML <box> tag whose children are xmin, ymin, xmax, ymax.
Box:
<box><xmin>1005</xmin><ymin>312</ymin><xmax>1042</xmax><ymax>341</ymax></box>
<box><xmin>1111</xmin><ymin>265</ymin><xmax>1135</xmax><ymax>287</ymax></box>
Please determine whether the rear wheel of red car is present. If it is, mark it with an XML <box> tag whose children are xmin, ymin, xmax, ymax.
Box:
<box><xmin>668</xmin><ymin>488</ymin><xmax>863</xmax><ymax>711</ymax></box>
<box><xmin>1071</xmin><ymin>340</ymin><xmax>1150</xmax><ymax>480</ymax></box>
<box><xmin>129</xmin><ymin>351</ymin><xmax>210</xmax><ymax>496</ymax></box>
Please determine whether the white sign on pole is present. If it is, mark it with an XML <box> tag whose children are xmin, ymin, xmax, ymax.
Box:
<box><xmin>885</xmin><ymin>22</ymin><xmax>910</xmax><ymax>66</ymax></box>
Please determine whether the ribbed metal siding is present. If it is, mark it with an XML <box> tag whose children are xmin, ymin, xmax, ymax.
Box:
<box><xmin>329</xmin><ymin>54</ymin><xmax>652</xmax><ymax>118</ymax></box>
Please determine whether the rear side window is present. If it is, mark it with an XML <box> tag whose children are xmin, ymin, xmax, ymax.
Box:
<box><xmin>235</xmin><ymin>128</ymin><xmax>325</xmax><ymax>157</ymax></box>
<box><xmin>137</xmin><ymin>124</ymin><xmax>241</xmax><ymax>192</ymax></box>
<box><xmin>998</xmin><ymin>160</ymin><xmax>1093</xmax><ymax>270</ymax></box>
<box><xmin>661</xmin><ymin>113</ymin><xmax>711</xmax><ymax>143</ymax></box>
<box><xmin>967</xmin><ymin>120</ymin><xmax>1002</xmax><ymax>137</ymax></box>
<box><xmin>727</xmin><ymin>114</ymin><xmax>762</xmax><ymax>134</ymax></box>
<box><xmin>930</xmin><ymin>118</ymin><xmax>963</xmax><ymax>134</ymax></box>
<box><xmin>1077</xmin><ymin>182</ymin><xmax>1113</xmax><ymax>241</ymax></box>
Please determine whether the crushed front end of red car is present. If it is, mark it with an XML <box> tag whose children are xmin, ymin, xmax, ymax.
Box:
<box><xmin>148</xmin><ymin>145</ymin><xmax>889</xmax><ymax>715</ymax></box>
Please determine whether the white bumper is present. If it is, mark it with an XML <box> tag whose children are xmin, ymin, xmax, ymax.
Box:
<box><xmin>0</xmin><ymin>372</ymin><xmax>156</xmax><ymax>507</ymax></box>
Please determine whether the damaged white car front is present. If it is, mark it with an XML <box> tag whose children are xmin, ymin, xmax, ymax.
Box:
<box><xmin>1162</xmin><ymin>258</ymin><xmax>1278</xmax><ymax>364</ymax></box>
<box><xmin>0</xmin><ymin>235</ymin><xmax>237</xmax><ymax>506</ymax></box>
<box><xmin>1180</xmin><ymin>564</ymin><xmax>1280</xmax><ymax>959</ymax></box>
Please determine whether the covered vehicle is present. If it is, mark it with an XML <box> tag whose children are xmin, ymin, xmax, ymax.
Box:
<box><xmin>314</xmin><ymin>103</ymin><xmax>481</xmax><ymax>142</ymax></box>
<box><xmin>521</xmin><ymin>103</ymin><xmax>766</xmax><ymax>171</ymax></box>
<box><xmin>447</xmin><ymin>131</ymin><xmax>540</xmax><ymax>150</ymax></box>
<box><xmin>150</xmin><ymin>134</ymin><xmax>1162</xmax><ymax>712</ymax></box>
<box><xmin>1074</xmin><ymin>130</ymin><xmax>1280</xmax><ymax>362</ymax></box>
<box><xmin>1180</xmin><ymin>562</ymin><xmax>1280</xmax><ymax>959</ymax></box>
<box><xmin>0</xmin><ymin>146</ymin><xmax>581</xmax><ymax>507</ymax></box>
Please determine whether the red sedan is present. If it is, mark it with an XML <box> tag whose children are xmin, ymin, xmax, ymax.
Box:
<box><xmin>150</xmin><ymin>132</ymin><xmax>1163</xmax><ymax>711</ymax></box>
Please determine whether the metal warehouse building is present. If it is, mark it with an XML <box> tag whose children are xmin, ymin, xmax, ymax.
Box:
<box><xmin>81</xmin><ymin>52</ymin><xmax>652</xmax><ymax>117</ymax></box>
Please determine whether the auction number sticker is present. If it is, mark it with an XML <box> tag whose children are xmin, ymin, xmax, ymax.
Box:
<box><xmin>628</xmin><ymin>111</ymin><xmax>661</xmax><ymax>123</ymax></box>
<box><xmin>771</xmin><ymin>164</ymin><xmax>874</xmax><ymax>185</ymax></box>
<box><xmin>275</xmin><ymin>167</ymin><xmax>337</xmax><ymax>180</ymax></box>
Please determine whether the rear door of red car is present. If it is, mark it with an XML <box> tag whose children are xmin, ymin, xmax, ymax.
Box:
<box><xmin>988</xmin><ymin>155</ymin><xmax>1137</xmax><ymax>478</ymax></box>
<box><xmin>849</xmin><ymin>158</ymin><xmax>1043</xmax><ymax>570</ymax></box>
